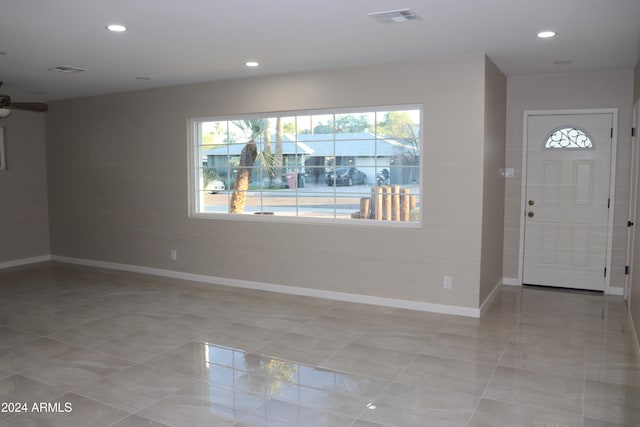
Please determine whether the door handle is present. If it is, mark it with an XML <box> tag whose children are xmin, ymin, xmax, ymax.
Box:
<box><xmin>528</xmin><ymin>211</ymin><xmax>534</xmax><ymax>218</ymax></box>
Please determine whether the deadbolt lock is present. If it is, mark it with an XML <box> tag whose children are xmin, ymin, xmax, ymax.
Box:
<box><xmin>528</xmin><ymin>200</ymin><xmax>535</xmax><ymax>206</ymax></box>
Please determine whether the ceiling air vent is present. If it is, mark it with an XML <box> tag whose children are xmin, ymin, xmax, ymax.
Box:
<box><xmin>48</xmin><ymin>65</ymin><xmax>88</xmax><ymax>74</ymax></box>
<box><xmin>368</xmin><ymin>8</ymin><xmax>421</xmax><ymax>24</ymax></box>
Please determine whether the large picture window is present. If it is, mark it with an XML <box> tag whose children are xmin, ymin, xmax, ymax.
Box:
<box><xmin>190</xmin><ymin>106</ymin><xmax>421</xmax><ymax>225</ymax></box>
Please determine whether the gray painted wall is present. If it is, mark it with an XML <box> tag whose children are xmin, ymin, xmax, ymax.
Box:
<box><xmin>0</xmin><ymin>111</ymin><xmax>50</xmax><ymax>264</ymax></box>
<box><xmin>46</xmin><ymin>56</ymin><xmax>493</xmax><ymax>309</ymax></box>
<box><xmin>503</xmin><ymin>70</ymin><xmax>635</xmax><ymax>290</ymax></box>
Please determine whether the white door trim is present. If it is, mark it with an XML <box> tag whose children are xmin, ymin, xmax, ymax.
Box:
<box><xmin>518</xmin><ymin>108</ymin><xmax>619</xmax><ymax>294</ymax></box>
<box><xmin>626</xmin><ymin>101</ymin><xmax>640</xmax><ymax>302</ymax></box>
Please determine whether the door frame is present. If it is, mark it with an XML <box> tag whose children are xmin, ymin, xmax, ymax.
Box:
<box><xmin>518</xmin><ymin>108</ymin><xmax>619</xmax><ymax>294</ymax></box>
<box><xmin>625</xmin><ymin>101</ymin><xmax>640</xmax><ymax>302</ymax></box>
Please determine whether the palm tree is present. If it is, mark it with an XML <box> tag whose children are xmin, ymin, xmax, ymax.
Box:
<box><xmin>229</xmin><ymin>119</ymin><xmax>279</xmax><ymax>213</ymax></box>
<box><xmin>274</xmin><ymin>117</ymin><xmax>284</xmax><ymax>188</ymax></box>
<box><xmin>230</xmin><ymin>120</ymin><xmax>262</xmax><ymax>213</ymax></box>
<box><xmin>263</xmin><ymin>125</ymin><xmax>274</xmax><ymax>187</ymax></box>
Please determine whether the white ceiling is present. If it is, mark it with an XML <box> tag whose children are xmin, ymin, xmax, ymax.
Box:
<box><xmin>1</xmin><ymin>0</ymin><xmax>639</xmax><ymax>103</ymax></box>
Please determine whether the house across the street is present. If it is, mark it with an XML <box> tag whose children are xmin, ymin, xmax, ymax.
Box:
<box><xmin>203</xmin><ymin>132</ymin><xmax>419</xmax><ymax>186</ymax></box>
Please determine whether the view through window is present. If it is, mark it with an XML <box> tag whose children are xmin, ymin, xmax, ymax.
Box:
<box><xmin>191</xmin><ymin>106</ymin><xmax>421</xmax><ymax>224</ymax></box>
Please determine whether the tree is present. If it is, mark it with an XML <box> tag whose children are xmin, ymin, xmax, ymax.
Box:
<box><xmin>377</xmin><ymin>111</ymin><xmax>416</xmax><ymax>140</ymax></box>
<box><xmin>229</xmin><ymin>119</ymin><xmax>282</xmax><ymax>213</ymax></box>
<box><xmin>335</xmin><ymin>114</ymin><xmax>370</xmax><ymax>133</ymax></box>
<box><xmin>313</xmin><ymin>114</ymin><xmax>370</xmax><ymax>134</ymax></box>
<box><xmin>263</xmin><ymin>123</ymin><xmax>273</xmax><ymax>187</ymax></box>
<box><xmin>377</xmin><ymin>112</ymin><xmax>420</xmax><ymax>183</ymax></box>
<box><xmin>282</xmin><ymin>121</ymin><xmax>296</xmax><ymax>134</ymax></box>
<box><xmin>274</xmin><ymin>117</ymin><xmax>284</xmax><ymax>188</ymax></box>
<box><xmin>229</xmin><ymin>120</ymin><xmax>264</xmax><ymax>214</ymax></box>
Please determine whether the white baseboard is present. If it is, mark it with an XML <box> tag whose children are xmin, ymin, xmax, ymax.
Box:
<box><xmin>502</xmin><ymin>277</ymin><xmax>521</xmax><ymax>286</ymax></box>
<box><xmin>479</xmin><ymin>279</ymin><xmax>503</xmax><ymax>316</ymax></box>
<box><xmin>606</xmin><ymin>286</ymin><xmax>624</xmax><ymax>296</ymax></box>
<box><xmin>0</xmin><ymin>255</ymin><xmax>52</xmax><ymax>270</ymax></box>
<box><xmin>51</xmin><ymin>255</ymin><xmax>481</xmax><ymax>318</ymax></box>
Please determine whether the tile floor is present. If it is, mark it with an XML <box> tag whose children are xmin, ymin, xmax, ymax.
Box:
<box><xmin>0</xmin><ymin>262</ymin><xmax>639</xmax><ymax>426</ymax></box>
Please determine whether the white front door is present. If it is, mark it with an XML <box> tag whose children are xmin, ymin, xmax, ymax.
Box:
<box><xmin>523</xmin><ymin>113</ymin><xmax>613</xmax><ymax>291</ymax></box>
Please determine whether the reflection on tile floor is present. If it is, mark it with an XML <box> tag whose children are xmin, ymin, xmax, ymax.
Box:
<box><xmin>0</xmin><ymin>262</ymin><xmax>639</xmax><ymax>426</ymax></box>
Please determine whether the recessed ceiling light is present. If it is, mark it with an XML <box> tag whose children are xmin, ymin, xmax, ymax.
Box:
<box><xmin>537</xmin><ymin>31</ymin><xmax>556</xmax><ymax>38</ymax></box>
<box><xmin>107</xmin><ymin>24</ymin><xmax>127</xmax><ymax>32</ymax></box>
<box><xmin>245</xmin><ymin>61</ymin><xmax>260</xmax><ymax>67</ymax></box>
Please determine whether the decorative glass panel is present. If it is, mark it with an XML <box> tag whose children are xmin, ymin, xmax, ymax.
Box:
<box><xmin>545</xmin><ymin>127</ymin><xmax>593</xmax><ymax>149</ymax></box>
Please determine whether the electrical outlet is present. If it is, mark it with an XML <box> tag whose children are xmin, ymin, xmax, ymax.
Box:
<box><xmin>443</xmin><ymin>276</ymin><xmax>452</xmax><ymax>289</ymax></box>
<box><xmin>170</xmin><ymin>249</ymin><xmax>177</xmax><ymax>261</ymax></box>
<box><xmin>500</xmin><ymin>168</ymin><xmax>515</xmax><ymax>178</ymax></box>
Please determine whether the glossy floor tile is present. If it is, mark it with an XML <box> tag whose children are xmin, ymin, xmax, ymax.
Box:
<box><xmin>0</xmin><ymin>262</ymin><xmax>639</xmax><ymax>426</ymax></box>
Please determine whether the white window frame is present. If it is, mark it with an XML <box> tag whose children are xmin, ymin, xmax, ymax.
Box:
<box><xmin>188</xmin><ymin>105</ymin><xmax>423</xmax><ymax>228</ymax></box>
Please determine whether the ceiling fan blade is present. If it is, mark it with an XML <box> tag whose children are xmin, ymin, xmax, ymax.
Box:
<box><xmin>0</xmin><ymin>84</ymin><xmax>48</xmax><ymax>113</ymax></box>
<box><xmin>8</xmin><ymin>102</ymin><xmax>48</xmax><ymax>113</ymax></box>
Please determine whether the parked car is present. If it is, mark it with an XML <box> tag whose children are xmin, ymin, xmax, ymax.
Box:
<box><xmin>205</xmin><ymin>179</ymin><xmax>226</xmax><ymax>194</ymax></box>
<box><xmin>326</xmin><ymin>167</ymin><xmax>367</xmax><ymax>186</ymax></box>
